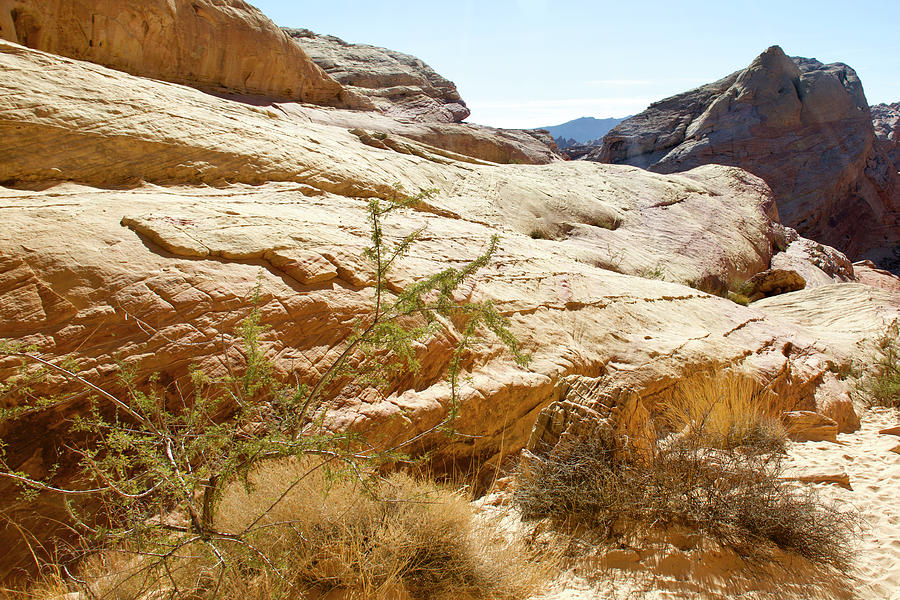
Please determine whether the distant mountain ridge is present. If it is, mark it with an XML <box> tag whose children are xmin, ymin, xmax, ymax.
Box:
<box><xmin>540</xmin><ymin>116</ymin><xmax>626</xmax><ymax>148</ymax></box>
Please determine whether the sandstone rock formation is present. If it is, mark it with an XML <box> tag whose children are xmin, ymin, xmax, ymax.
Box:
<box><xmin>0</xmin><ymin>0</ymin><xmax>347</xmax><ymax>104</ymax></box>
<box><xmin>770</xmin><ymin>234</ymin><xmax>857</xmax><ymax>289</ymax></box>
<box><xmin>592</xmin><ymin>46</ymin><xmax>900</xmax><ymax>270</ymax></box>
<box><xmin>285</xmin><ymin>28</ymin><xmax>468</xmax><ymax>123</ymax></box>
<box><xmin>0</xmin><ymin>3</ymin><xmax>560</xmax><ymax>167</ymax></box>
<box><xmin>872</xmin><ymin>102</ymin><xmax>900</xmax><ymax>171</ymax></box>
<box><xmin>0</xmin><ymin>37</ymin><xmax>781</xmax><ymax>296</ymax></box>
<box><xmin>280</xmin><ymin>28</ymin><xmax>560</xmax><ymax>164</ymax></box>
<box><xmin>2</xmin><ymin>26</ymin><xmax>900</xmax><ymax>585</ymax></box>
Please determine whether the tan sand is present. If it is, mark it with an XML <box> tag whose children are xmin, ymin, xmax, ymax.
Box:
<box><xmin>783</xmin><ymin>406</ymin><xmax>900</xmax><ymax>600</ymax></box>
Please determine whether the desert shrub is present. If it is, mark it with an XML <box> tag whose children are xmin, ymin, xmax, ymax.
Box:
<box><xmin>0</xmin><ymin>187</ymin><xmax>531</xmax><ymax>598</ymax></box>
<box><xmin>514</xmin><ymin>432</ymin><xmax>859</xmax><ymax>567</ymax></box>
<box><xmin>726</xmin><ymin>290</ymin><xmax>751</xmax><ymax>306</ymax></box>
<box><xmin>862</xmin><ymin>321</ymin><xmax>900</xmax><ymax>408</ymax></box>
<box><xmin>637</xmin><ymin>264</ymin><xmax>666</xmax><ymax>280</ymax></box>
<box><xmin>47</xmin><ymin>461</ymin><xmax>540</xmax><ymax>600</ymax></box>
<box><xmin>657</xmin><ymin>370</ymin><xmax>788</xmax><ymax>453</ymax></box>
<box><xmin>687</xmin><ymin>275</ymin><xmax>753</xmax><ymax>306</ymax></box>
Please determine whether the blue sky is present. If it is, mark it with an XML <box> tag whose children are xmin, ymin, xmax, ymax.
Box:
<box><xmin>253</xmin><ymin>1</ymin><xmax>900</xmax><ymax>129</ymax></box>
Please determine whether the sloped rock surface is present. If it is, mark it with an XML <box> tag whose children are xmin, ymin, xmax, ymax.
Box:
<box><xmin>286</xmin><ymin>103</ymin><xmax>561</xmax><ymax>165</ymax></box>
<box><xmin>0</xmin><ymin>0</ymin><xmax>347</xmax><ymax>105</ymax></box>
<box><xmin>0</xmin><ymin>40</ymin><xmax>780</xmax><ymax>293</ymax></box>
<box><xmin>592</xmin><ymin>46</ymin><xmax>900</xmax><ymax>269</ymax></box>
<box><xmin>286</xmin><ymin>28</ymin><xmax>468</xmax><ymax>122</ymax></box>
<box><xmin>853</xmin><ymin>260</ymin><xmax>900</xmax><ymax>293</ymax></box>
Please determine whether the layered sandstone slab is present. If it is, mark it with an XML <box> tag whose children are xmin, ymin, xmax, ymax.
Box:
<box><xmin>592</xmin><ymin>46</ymin><xmax>900</xmax><ymax>270</ymax></box>
<box><xmin>0</xmin><ymin>0</ymin><xmax>346</xmax><ymax>104</ymax></box>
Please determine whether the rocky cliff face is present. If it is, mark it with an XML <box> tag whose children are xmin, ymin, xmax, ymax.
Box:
<box><xmin>592</xmin><ymin>46</ymin><xmax>900</xmax><ymax>271</ymax></box>
<box><xmin>872</xmin><ymin>102</ymin><xmax>900</xmax><ymax>172</ymax></box>
<box><xmin>0</xmin><ymin>0</ymin><xmax>347</xmax><ymax>104</ymax></box>
<box><xmin>285</xmin><ymin>28</ymin><xmax>469</xmax><ymax>123</ymax></box>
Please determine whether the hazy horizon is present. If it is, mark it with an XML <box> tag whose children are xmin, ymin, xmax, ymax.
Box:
<box><xmin>251</xmin><ymin>0</ymin><xmax>900</xmax><ymax>129</ymax></box>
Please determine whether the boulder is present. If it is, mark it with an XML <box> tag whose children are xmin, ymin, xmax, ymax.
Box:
<box><xmin>781</xmin><ymin>411</ymin><xmax>839</xmax><ymax>443</ymax></box>
<box><xmin>0</xmin><ymin>0</ymin><xmax>347</xmax><ymax>105</ymax></box>
<box><xmin>592</xmin><ymin>46</ymin><xmax>900</xmax><ymax>270</ymax></box>
<box><xmin>744</xmin><ymin>268</ymin><xmax>806</xmax><ymax>301</ymax></box>
<box><xmin>872</xmin><ymin>102</ymin><xmax>900</xmax><ymax>171</ymax></box>
<box><xmin>770</xmin><ymin>236</ymin><xmax>856</xmax><ymax>288</ymax></box>
<box><xmin>285</xmin><ymin>28</ymin><xmax>468</xmax><ymax>123</ymax></box>
<box><xmin>814</xmin><ymin>372</ymin><xmax>860</xmax><ymax>433</ymax></box>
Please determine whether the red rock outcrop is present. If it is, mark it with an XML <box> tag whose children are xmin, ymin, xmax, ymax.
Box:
<box><xmin>0</xmin><ymin>0</ymin><xmax>347</xmax><ymax>104</ymax></box>
<box><xmin>592</xmin><ymin>46</ymin><xmax>900</xmax><ymax>271</ymax></box>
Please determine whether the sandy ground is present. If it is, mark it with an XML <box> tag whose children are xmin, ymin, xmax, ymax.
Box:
<box><xmin>783</xmin><ymin>406</ymin><xmax>900</xmax><ymax>600</ymax></box>
<box><xmin>493</xmin><ymin>406</ymin><xmax>900</xmax><ymax>600</ymax></box>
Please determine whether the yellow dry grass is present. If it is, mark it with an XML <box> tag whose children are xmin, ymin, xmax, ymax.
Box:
<box><xmin>658</xmin><ymin>369</ymin><xmax>788</xmax><ymax>451</ymax></box>
<box><xmin>18</xmin><ymin>459</ymin><xmax>544</xmax><ymax>600</ymax></box>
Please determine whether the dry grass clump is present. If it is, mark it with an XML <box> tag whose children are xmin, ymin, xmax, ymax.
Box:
<box><xmin>33</xmin><ymin>459</ymin><xmax>541</xmax><ymax>600</ymax></box>
<box><xmin>514</xmin><ymin>434</ymin><xmax>859</xmax><ymax>568</ymax></box>
<box><xmin>863</xmin><ymin>321</ymin><xmax>900</xmax><ymax>408</ymax></box>
<box><xmin>657</xmin><ymin>370</ymin><xmax>788</xmax><ymax>453</ymax></box>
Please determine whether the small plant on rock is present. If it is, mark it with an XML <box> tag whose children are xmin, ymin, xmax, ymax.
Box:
<box><xmin>862</xmin><ymin>320</ymin><xmax>900</xmax><ymax>408</ymax></box>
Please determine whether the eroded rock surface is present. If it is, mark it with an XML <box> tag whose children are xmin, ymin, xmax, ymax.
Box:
<box><xmin>0</xmin><ymin>0</ymin><xmax>347</xmax><ymax>104</ymax></box>
<box><xmin>285</xmin><ymin>28</ymin><xmax>468</xmax><ymax>122</ymax></box>
<box><xmin>744</xmin><ymin>268</ymin><xmax>806</xmax><ymax>301</ymax></box>
<box><xmin>592</xmin><ymin>46</ymin><xmax>900</xmax><ymax>269</ymax></box>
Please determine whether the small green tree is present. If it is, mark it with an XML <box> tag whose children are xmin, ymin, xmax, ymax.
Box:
<box><xmin>0</xmin><ymin>188</ymin><xmax>529</xmax><ymax>595</ymax></box>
